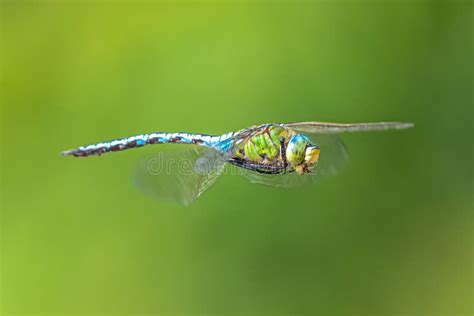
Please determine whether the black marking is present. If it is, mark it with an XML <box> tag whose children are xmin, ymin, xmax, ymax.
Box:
<box><xmin>127</xmin><ymin>140</ymin><xmax>138</xmax><ymax>148</ymax></box>
<box><xmin>148</xmin><ymin>137</ymin><xmax>161</xmax><ymax>144</ymax></box>
<box><xmin>70</xmin><ymin>150</ymin><xmax>87</xmax><ymax>157</ymax></box>
<box><xmin>265</xmin><ymin>129</ymin><xmax>277</xmax><ymax>149</ymax></box>
<box><xmin>280</xmin><ymin>137</ymin><xmax>288</xmax><ymax>173</ymax></box>
<box><xmin>192</xmin><ymin>138</ymin><xmax>204</xmax><ymax>145</ymax></box>
<box><xmin>96</xmin><ymin>147</ymin><xmax>108</xmax><ymax>155</ymax></box>
<box><xmin>169</xmin><ymin>136</ymin><xmax>181</xmax><ymax>143</ymax></box>
<box><xmin>228</xmin><ymin>157</ymin><xmax>286</xmax><ymax>174</ymax></box>
<box><xmin>111</xmin><ymin>144</ymin><xmax>124</xmax><ymax>151</ymax></box>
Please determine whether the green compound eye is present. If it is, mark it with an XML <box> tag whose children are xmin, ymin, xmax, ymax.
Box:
<box><xmin>286</xmin><ymin>134</ymin><xmax>312</xmax><ymax>166</ymax></box>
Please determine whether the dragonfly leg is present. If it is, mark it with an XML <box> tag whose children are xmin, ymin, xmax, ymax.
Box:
<box><xmin>280</xmin><ymin>137</ymin><xmax>288</xmax><ymax>174</ymax></box>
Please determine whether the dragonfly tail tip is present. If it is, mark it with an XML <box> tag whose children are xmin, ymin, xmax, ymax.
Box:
<box><xmin>61</xmin><ymin>149</ymin><xmax>74</xmax><ymax>157</ymax></box>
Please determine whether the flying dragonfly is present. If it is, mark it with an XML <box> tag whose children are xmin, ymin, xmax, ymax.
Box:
<box><xmin>62</xmin><ymin>121</ymin><xmax>413</xmax><ymax>204</ymax></box>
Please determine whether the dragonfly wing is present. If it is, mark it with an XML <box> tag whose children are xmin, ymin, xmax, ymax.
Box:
<box><xmin>283</xmin><ymin>121</ymin><xmax>414</xmax><ymax>134</ymax></box>
<box><xmin>237</xmin><ymin>134</ymin><xmax>349</xmax><ymax>188</ymax></box>
<box><xmin>134</xmin><ymin>146</ymin><xmax>226</xmax><ymax>205</ymax></box>
<box><xmin>236</xmin><ymin>169</ymin><xmax>311</xmax><ymax>188</ymax></box>
<box><xmin>310</xmin><ymin>134</ymin><xmax>349</xmax><ymax>176</ymax></box>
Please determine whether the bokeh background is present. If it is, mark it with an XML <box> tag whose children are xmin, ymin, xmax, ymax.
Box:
<box><xmin>1</xmin><ymin>1</ymin><xmax>473</xmax><ymax>315</ymax></box>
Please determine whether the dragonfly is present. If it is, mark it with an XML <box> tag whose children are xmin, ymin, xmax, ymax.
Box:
<box><xmin>62</xmin><ymin>121</ymin><xmax>413</xmax><ymax>205</ymax></box>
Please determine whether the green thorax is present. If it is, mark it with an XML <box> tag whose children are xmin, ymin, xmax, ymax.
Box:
<box><xmin>232</xmin><ymin>125</ymin><xmax>294</xmax><ymax>163</ymax></box>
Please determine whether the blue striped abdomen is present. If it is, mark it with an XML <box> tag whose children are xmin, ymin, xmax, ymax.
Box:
<box><xmin>61</xmin><ymin>132</ymin><xmax>235</xmax><ymax>157</ymax></box>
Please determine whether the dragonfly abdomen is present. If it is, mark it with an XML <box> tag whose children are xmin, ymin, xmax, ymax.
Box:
<box><xmin>62</xmin><ymin>132</ymin><xmax>234</xmax><ymax>157</ymax></box>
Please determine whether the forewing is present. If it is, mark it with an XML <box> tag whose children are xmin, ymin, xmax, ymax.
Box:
<box><xmin>134</xmin><ymin>146</ymin><xmax>226</xmax><ymax>205</ymax></box>
<box><xmin>283</xmin><ymin>121</ymin><xmax>414</xmax><ymax>134</ymax></box>
<box><xmin>237</xmin><ymin>134</ymin><xmax>349</xmax><ymax>188</ymax></box>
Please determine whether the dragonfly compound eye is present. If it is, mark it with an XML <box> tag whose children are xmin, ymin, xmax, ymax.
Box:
<box><xmin>286</xmin><ymin>134</ymin><xmax>311</xmax><ymax>166</ymax></box>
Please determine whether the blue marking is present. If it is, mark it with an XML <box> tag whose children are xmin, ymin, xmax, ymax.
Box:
<box><xmin>291</xmin><ymin>134</ymin><xmax>310</xmax><ymax>143</ymax></box>
<box><xmin>180</xmin><ymin>137</ymin><xmax>192</xmax><ymax>144</ymax></box>
<box><xmin>215</xmin><ymin>138</ymin><xmax>234</xmax><ymax>152</ymax></box>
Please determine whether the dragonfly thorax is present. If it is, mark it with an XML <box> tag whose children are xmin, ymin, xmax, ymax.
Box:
<box><xmin>286</xmin><ymin>134</ymin><xmax>320</xmax><ymax>175</ymax></box>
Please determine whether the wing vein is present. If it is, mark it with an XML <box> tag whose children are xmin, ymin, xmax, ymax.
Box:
<box><xmin>284</xmin><ymin>121</ymin><xmax>414</xmax><ymax>134</ymax></box>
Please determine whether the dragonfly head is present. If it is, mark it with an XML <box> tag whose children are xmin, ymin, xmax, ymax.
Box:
<box><xmin>286</xmin><ymin>134</ymin><xmax>320</xmax><ymax>175</ymax></box>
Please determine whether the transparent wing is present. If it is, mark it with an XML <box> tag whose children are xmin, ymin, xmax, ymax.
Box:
<box><xmin>237</xmin><ymin>134</ymin><xmax>349</xmax><ymax>188</ymax></box>
<box><xmin>283</xmin><ymin>121</ymin><xmax>414</xmax><ymax>134</ymax></box>
<box><xmin>134</xmin><ymin>146</ymin><xmax>226</xmax><ymax>205</ymax></box>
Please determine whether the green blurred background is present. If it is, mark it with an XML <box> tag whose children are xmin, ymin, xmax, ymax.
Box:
<box><xmin>1</xmin><ymin>1</ymin><xmax>473</xmax><ymax>315</ymax></box>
